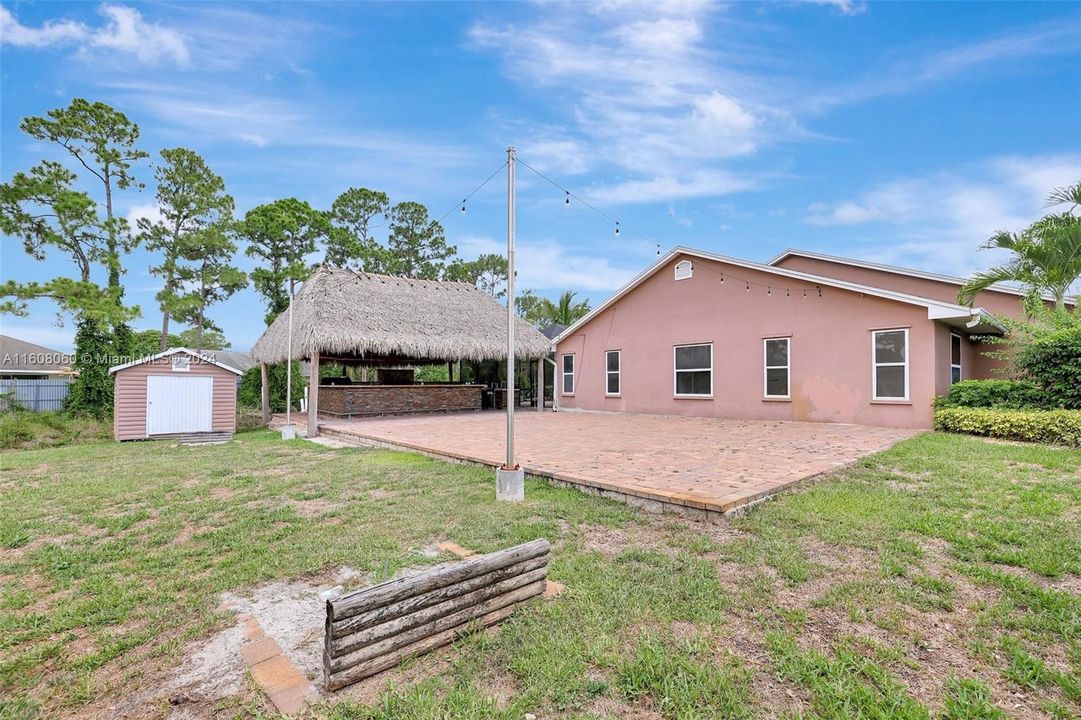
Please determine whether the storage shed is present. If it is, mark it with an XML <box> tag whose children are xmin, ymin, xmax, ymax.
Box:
<box><xmin>109</xmin><ymin>348</ymin><xmax>242</xmax><ymax>442</ymax></box>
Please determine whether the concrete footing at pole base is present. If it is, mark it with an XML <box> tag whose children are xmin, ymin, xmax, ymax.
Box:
<box><xmin>496</xmin><ymin>466</ymin><xmax>525</xmax><ymax>502</ymax></box>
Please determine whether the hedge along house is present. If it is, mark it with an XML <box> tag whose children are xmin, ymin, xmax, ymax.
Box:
<box><xmin>553</xmin><ymin>247</ymin><xmax>1007</xmax><ymax>430</ymax></box>
<box><xmin>109</xmin><ymin>348</ymin><xmax>243</xmax><ymax>442</ymax></box>
<box><xmin>250</xmin><ymin>266</ymin><xmax>552</xmax><ymax>438</ymax></box>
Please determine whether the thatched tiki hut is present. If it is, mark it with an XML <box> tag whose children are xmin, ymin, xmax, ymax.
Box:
<box><xmin>251</xmin><ymin>266</ymin><xmax>552</xmax><ymax>436</ymax></box>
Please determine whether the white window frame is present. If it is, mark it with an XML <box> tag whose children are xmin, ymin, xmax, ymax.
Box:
<box><xmin>561</xmin><ymin>354</ymin><xmax>575</xmax><ymax>396</ymax></box>
<box><xmin>673</xmin><ymin>342</ymin><xmax>713</xmax><ymax>399</ymax></box>
<box><xmin>605</xmin><ymin>349</ymin><xmax>621</xmax><ymax>397</ymax></box>
<box><xmin>674</xmin><ymin>259</ymin><xmax>693</xmax><ymax>281</ymax></box>
<box><xmin>872</xmin><ymin>328</ymin><xmax>909</xmax><ymax>402</ymax></box>
<box><xmin>171</xmin><ymin>355</ymin><xmax>191</xmax><ymax>373</ymax></box>
<box><xmin>950</xmin><ymin>332</ymin><xmax>962</xmax><ymax>385</ymax></box>
<box><xmin>763</xmin><ymin>337</ymin><xmax>790</xmax><ymax>399</ymax></box>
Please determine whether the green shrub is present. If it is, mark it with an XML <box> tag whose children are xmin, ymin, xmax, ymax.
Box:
<box><xmin>934</xmin><ymin>407</ymin><xmax>1081</xmax><ymax>447</ymax></box>
<box><xmin>1016</xmin><ymin>325</ymin><xmax>1081</xmax><ymax>409</ymax></box>
<box><xmin>0</xmin><ymin>411</ymin><xmax>111</xmax><ymax>450</ymax></box>
<box><xmin>237</xmin><ymin>363</ymin><xmax>304</xmax><ymax>413</ymax></box>
<box><xmin>933</xmin><ymin>379</ymin><xmax>1047</xmax><ymax>410</ymax></box>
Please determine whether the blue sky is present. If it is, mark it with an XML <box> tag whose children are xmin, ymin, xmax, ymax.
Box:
<box><xmin>2</xmin><ymin>0</ymin><xmax>1079</xmax><ymax>351</ymax></box>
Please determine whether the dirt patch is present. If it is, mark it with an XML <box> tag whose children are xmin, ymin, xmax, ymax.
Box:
<box><xmin>210</xmin><ymin>486</ymin><xmax>233</xmax><ymax>500</ymax></box>
<box><xmin>287</xmin><ymin>498</ymin><xmax>343</xmax><ymax>518</ymax></box>
<box><xmin>367</xmin><ymin>487</ymin><xmax>399</xmax><ymax>500</ymax></box>
<box><xmin>160</xmin><ymin>565</ymin><xmax>363</xmax><ymax>715</ymax></box>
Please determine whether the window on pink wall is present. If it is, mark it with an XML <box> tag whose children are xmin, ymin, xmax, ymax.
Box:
<box><xmin>606</xmin><ymin>350</ymin><xmax>621</xmax><ymax>396</ymax></box>
<box><xmin>561</xmin><ymin>354</ymin><xmax>575</xmax><ymax>395</ymax></box>
<box><xmin>764</xmin><ymin>338</ymin><xmax>790</xmax><ymax>398</ymax></box>
<box><xmin>674</xmin><ymin>343</ymin><xmax>712</xmax><ymax>397</ymax></box>
<box><xmin>950</xmin><ymin>332</ymin><xmax>962</xmax><ymax>384</ymax></box>
<box><xmin>873</xmin><ymin>329</ymin><xmax>909</xmax><ymax>401</ymax></box>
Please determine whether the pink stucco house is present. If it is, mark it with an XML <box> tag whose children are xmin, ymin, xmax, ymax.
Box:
<box><xmin>551</xmin><ymin>247</ymin><xmax>1034</xmax><ymax>429</ymax></box>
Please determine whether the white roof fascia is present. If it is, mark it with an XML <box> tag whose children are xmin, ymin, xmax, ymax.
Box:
<box><xmin>108</xmin><ymin>347</ymin><xmax>244</xmax><ymax>375</ymax></box>
<box><xmin>768</xmin><ymin>248</ymin><xmax>1072</xmax><ymax>306</ymax></box>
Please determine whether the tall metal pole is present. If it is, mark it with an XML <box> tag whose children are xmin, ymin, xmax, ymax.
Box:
<box><xmin>505</xmin><ymin>146</ymin><xmax>516</xmax><ymax>469</ymax></box>
<box><xmin>496</xmin><ymin>146</ymin><xmax>524</xmax><ymax>501</ymax></box>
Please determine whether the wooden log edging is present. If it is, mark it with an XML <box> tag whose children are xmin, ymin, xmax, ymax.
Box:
<box><xmin>324</xmin><ymin>539</ymin><xmax>550</xmax><ymax>691</ymax></box>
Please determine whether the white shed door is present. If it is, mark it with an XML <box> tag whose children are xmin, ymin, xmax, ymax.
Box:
<box><xmin>146</xmin><ymin>375</ymin><xmax>213</xmax><ymax>435</ymax></box>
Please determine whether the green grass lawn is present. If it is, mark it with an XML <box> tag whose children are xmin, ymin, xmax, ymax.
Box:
<box><xmin>1</xmin><ymin>430</ymin><xmax>1078</xmax><ymax>719</ymax></box>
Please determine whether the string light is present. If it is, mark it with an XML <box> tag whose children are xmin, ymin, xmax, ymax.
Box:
<box><xmin>565</xmin><ymin>191</ymin><xmax>570</xmax><ymax>207</ymax></box>
<box><xmin>615</xmin><ymin>221</ymin><xmax>620</xmax><ymax>236</ymax></box>
<box><xmin>720</xmin><ymin>274</ymin><xmax>724</xmax><ymax>284</ymax></box>
<box><xmin>768</xmin><ymin>286</ymin><xmax>772</xmax><ymax>296</ymax></box>
<box><xmin>803</xmin><ymin>290</ymin><xmax>807</xmax><ymax>299</ymax></box>
<box><xmin>746</xmin><ymin>282</ymin><xmax>750</xmax><ymax>292</ymax></box>
<box><xmin>460</xmin><ymin>200</ymin><xmax>466</xmax><ymax>214</ymax></box>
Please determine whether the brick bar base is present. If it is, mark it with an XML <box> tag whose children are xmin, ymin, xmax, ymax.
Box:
<box><xmin>318</xmin><ymin>384</ymin><xmax>483</xmax><ymax>417</ymax></box>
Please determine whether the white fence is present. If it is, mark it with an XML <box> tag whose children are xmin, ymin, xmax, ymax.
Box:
<box><xmin>0</xmin><ymin>378</ymin><xmax>73</xmax><ymax>412</ymax></box>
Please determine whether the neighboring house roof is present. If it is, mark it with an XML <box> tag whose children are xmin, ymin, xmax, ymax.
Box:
<box><xmin>767</xmin><ymin>248</ymin><xmax>1076</xmax><ymax>306</ymax></box>
<box><xmin>0</xmin><ymin>335</ymin><xmax>75</xmax><ymax>375</ymax></box>
<box><xmin>203</xmin><ymin>349</ymin><xmax>257</xmax><ymax>374</ymax></box>
<box><xmin>554</xmin><ymin>247</ymin><xmax>1006</xmax><ymax>345</ymax></box>
<box><xmin>540</xmin><ymin>324</ymin><xmax>567</xmax><ymax>340</ymax></box>
<box><xmin>108</xmin><ymin>347</ymin><xmax>243</xmax><ymax>375</ymax></box>
<box><xmin>251</xmin><ymin>267</ymin><xmax>551</xmax><ymax>364</ymax></box>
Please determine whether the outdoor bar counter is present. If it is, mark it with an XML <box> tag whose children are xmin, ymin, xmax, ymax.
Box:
<box><xmin>318</xmin><ymin>383</ymin><xmax>484</xmax><ymax>417</ymax></box>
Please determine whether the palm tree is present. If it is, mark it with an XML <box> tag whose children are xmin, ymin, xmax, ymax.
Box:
<box><xmin>1046</xmin><ymin>181</ymin><xmax>1081</xmax><ymax>210</ymax></box>
<box><xmin>958</xmin><ymin>212</ymin><xmax>1081</xmax><ymax>310</ymax></box>
<box><xmin>536</xmin><ymin>290</ymin><xmax>591</xmax><ymax>326</ymax></box>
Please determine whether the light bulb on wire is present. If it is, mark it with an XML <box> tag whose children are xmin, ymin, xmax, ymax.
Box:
<box><xmin>615</xmin><ymin>222</ymin><xmax>620</xmax><ymax>236</ymax></box>
<box><xmin>565</xmin><ymin>191</ymin><xmax>570</xmax><ymax>207</ymax></box>
<box><xmin>460</xmin><ymin>200</ymin><xmax>466</xmax><ymax>214</ymax></box>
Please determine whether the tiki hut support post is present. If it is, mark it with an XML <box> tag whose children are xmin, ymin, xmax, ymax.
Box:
<box><xmin>535</xmin><ymin>358</ymin><xmax>543</xmax><ymax>412</ymax></box>
<box><xmin>260</xmin><ymin>362</ymin><xmax>270</xmax><ymax>426</ymax></box>
<box><xmin>308</xmin><ymin>351</ymin><xmax>320</xmax><ymax>438</ymax></box>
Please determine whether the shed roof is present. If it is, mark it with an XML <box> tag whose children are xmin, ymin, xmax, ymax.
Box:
<box><xmin>0</xmin><ymin>335</ymin><xmax>75</xmax><ymax>375</ymax></box>
<box><xmin>108</xmin><ymin>347</ymin><xmax>243</xmax><ymax>375</ymax></box>
<box><xmin>251</xmin><ymin>267</ymin><xmax>552</xmax><ymax>364</ymax></box>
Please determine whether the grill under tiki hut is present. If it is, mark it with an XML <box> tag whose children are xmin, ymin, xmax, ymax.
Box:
<box><xmin>251</xmin><ymin>266</ymin><xmax>552</xmax><ymax>436</ymax></box>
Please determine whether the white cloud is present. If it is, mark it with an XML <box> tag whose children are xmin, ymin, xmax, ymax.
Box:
<box><xmin>0</xmin><ymin>6</ymin><xmax>85</xmax><ymax>46</ymax></box>
<box><xmin>126</xmin><ymin>202</ymin><xmax>164</xmax><ymax>227</ymax></box>
<box><xmin>667</xmin><ymin>205</ymin><xmax>693</xmax><ymax>227</ymax></box>
<box><xmin>796</xmin><ymin>0</ymin><xmax>867</xmax><ymax>16</ymax></box>
<box><xmin>471</xmin><ymin>3</ymin><xmax>789</xmax><ymax>203</ymax></box>
<box><xmin>0</xmin><ymin>4</ymin><xmax>189</xmax><ymax>65</ymax></box>
<box><xmin>89</xmin><ymin>5</ymin><xmax>189</xmax><ymax>65</ymax></box>
<box><xmin>802</xmin><ymin>153</ymin><xmax>1081</xmax><ymax>275</ymax></box>
<box><xmin>586</xmin><ymin>170</ymin><xmax>757</xmax><ymax>205</ymax></box>
<box><xmin>0</xmin><ymin>318</ymin><xmax>76</xmax><ymax>352</ymax></box>
<box><xmin>802</xmin><ymin>17</ymin><xmax>1080</xmax><ymax>114</ymax></box>
<box><xmin>453</xmin><ymin>234</ymin><xmax>638</xmax><ymax>292</ymax></box>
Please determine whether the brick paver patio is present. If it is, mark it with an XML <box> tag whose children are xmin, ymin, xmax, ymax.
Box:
<box><xmin>307</xmin><ymin>411</ymin><xmax>918</xmax><ymax>516</ymax></box>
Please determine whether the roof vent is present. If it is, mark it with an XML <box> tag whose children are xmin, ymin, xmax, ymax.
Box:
<box><xmin>674</xmin><ymin>260</ymin><xmax>693</xmax><ymax>281</ymax></box>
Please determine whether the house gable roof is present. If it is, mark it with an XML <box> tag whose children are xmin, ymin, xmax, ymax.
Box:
<box><xmin>108</xmin><ymin>347</ymin><xmax>243</xmax><ymax>375</ymax></box>
<box><xmin>768</xmin><ymin>248</ymin><xmax>1075</xmax><ymax>306</ymax></box>
<box><xmin>553</xmin><ymin>247</ymin><xmax>1005</xmax><ymax>345</ymax></box>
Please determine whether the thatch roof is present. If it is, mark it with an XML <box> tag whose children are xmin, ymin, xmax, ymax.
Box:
<box><xmin>251</xmin><ymin>267</ymin><xmax>552</xmax><ymax>364</ymax></box>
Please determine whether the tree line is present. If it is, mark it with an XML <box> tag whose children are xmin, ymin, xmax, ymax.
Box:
<box><xmin>1</xmin><ymin>98</ymin><xmax>591</xmax><ymax>417</ymax></box>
